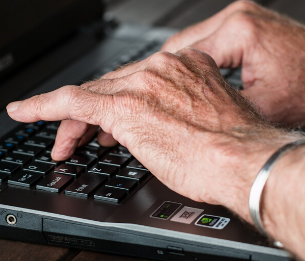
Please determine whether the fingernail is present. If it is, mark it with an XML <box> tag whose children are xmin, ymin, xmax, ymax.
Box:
<box><xmin>6</xmin><ymin>101</ymin><xmax>22</xmax><ymax>113</ymax></box>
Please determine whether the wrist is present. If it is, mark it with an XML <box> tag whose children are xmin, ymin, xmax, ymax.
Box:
<box><xmin>261</xmin><ymin>144</ymin><xmax>305</xmax><ymax>249</ymax></box>
<box><xmin>216</xmin><ymin>129</ymin><xmax>304</xmax><ymax>225</ymax></box>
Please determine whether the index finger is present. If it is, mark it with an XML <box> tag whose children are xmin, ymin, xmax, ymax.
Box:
<box><xmin>7</xmin><ymin>85</ymin><xmax>114</xmax><ymax>131</ymax></box>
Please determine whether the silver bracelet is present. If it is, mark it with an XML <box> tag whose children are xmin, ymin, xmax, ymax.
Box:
<box><xmin>249</xmin><ymin>139</ymin><xmax>305</xmax><ymax>236</ymax></box>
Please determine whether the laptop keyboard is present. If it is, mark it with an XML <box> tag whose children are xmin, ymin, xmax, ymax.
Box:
<box><xmin>0</xmin><ymin>121</ymin><xmax>151</xmax><ymax>203</ymax></box>
<box><xmin>0</xmin><ymin>39</ymin><xmax>242</xmax><ymax>204</ymax></box>
<box><xmin>0</xmin><ymin>40</ymin><xmax>164</xmax><ymax>204</ymax></box>
<box><xmin>89</xmin><ymin>40</ymin><xmax>162</xmax><ymax>80</ymax></box>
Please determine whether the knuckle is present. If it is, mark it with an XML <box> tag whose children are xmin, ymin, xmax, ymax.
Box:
<box><xmin>32</xmin><ymin>93</ymin><xmax>50</xmax><ymax>117</ymax></box>
<box><xmin>231</xmin><ymin>11</ymin><xmax>255</xmax><ymax>27</ymax></box>
<box><xmin>135</xmin><ymin>70</ymin><xmax>161</xmax><ymax>90</ymax></box>
<box><xmin>177</xmin><ymin>46</ymin><xmax>200</xmax><ymax>57</ymax></box>
<box><xmin>61</xmin><ymin>85</ymin><xmax>83</xmax><ymax>105</ymax></box>
<box><xmin>80</xmin><ymin>80</ymin><xmax>101</xmax><ymax>93</ymax></box>
<box><xmin>124</xmin><ymin>71</ymin><xmax>163</xmax><ymax>109</ymax></box>
<box><xmin>59</xmin><ymin>85</ymin><xmax>89</xmax><ymax>119</ymax></box>
<box><xmin>229</xmin><ymin>11</ymin><xmax>257</xmax><ymax>39</ymax></box>
<box><xmin>229</xmin><ymin>0</ymin><xmax>258</xmax><ymax>12</ymax></box>
<box><xmin>178</xmin><ymin>47</ymin><xmax>218</xmax><ymax>72</ymax></box>
<box><xmin>148</xmin><ymin>51</ymin><xmax>179</xmax><ymax>67</ymax></box>
<box><xmin>180</xmin><ymin>47</ymin><xmax>215</xmax><ymax>64</ymax></box>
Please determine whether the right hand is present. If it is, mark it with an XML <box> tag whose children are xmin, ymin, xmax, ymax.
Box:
<box><xmin>162</xmin><ymin>1</ymin><xmax>305</xmax><ymax>127</ymax></box>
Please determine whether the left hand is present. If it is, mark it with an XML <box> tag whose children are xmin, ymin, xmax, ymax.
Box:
<box><xmin>6</xmin><ymin>48</ymin><xmax>298</xmax><ymax>223</ymax></box>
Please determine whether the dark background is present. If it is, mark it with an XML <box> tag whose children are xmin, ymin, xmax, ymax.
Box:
<box><xmin>1</xmin><ymin>0</ymin><xmax>304</xmax><ymax>260</ymax></box>
<box><xmin>106</xmin><ymin>0</ymin><xmax>305</xmax><ymax>29</ymax></box>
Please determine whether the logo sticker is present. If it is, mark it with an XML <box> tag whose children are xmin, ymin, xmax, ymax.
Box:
<box><xmin>170</xmin><ymin>206</ymin><xmax>203</xmax><ymax>224</ymax></box>
<box><xmin>195</xmin><ymin>214</ymin><xmax>230</xmax><ymax>229</ymax></box>
<box><xmin>151</xmin><ymin>201</ymin><xmax>182</xmax><ymax>220</ymax></box>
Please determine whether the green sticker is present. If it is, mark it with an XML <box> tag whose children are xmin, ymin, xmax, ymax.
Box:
<box><xmin>201</xmin><ymin>218</ymin><xmax>212</xmax><ymax>224</ymax></box>
<box><xmin>196</xmin><ymin>215</ymin><xmax>220</xmax><ymax>226</ymax></box>
<box><xmin>195</xmin><ymin>214</ymin><xmax>230</xmax><ymax>229</ymax></box>
<box><xmin>151</xmin><ymin>201</ymin><xmax>181</xmax><ymax>220</ymax></box>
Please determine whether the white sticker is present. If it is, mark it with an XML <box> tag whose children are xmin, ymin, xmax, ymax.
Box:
<box><xmin>170</xmin><ymin>206</ymin><xmax>203</xmax><ymax>224</ymax></box>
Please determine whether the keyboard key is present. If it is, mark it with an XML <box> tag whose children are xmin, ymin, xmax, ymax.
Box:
<box><xmin>118</xmin><ymin>54</ymin><xmax>132</xmax><ymax>64</ymax></box>
<box><xmin>111</xmin><ymin>60</ymin><xmax>120</xmax><ymax>70</ymax></box>
<box><xmin>0</xmin><ymin>172</ymin><xmax>9</xmax><ymax>183</ymax></box>
<box><xmin>54</xmin><ymin>164</ymin><xmax>84</xmax><ymax>177</ymax></box>
<box><xmin>94</xmin><ymin>187</ymin><xmax>127</xmax><ymax>203</ymax></box>
<box><xmin>88</xmin><ymin>163</ymin><xmax>118</xmax><ymax>177</ymax></box>
<box><xmin>2</xmin><ymin>153</ymin><xmax>33</xmax><ymax>165</ymax></box>
<box><xmin>24</xmin><ymin>162</ymin><xmax>54</xmax><ymax>175</ymax></box>
<box><xmin>13</xmin><ymin>144</ymin><xmax>43</xmax><ymax>156</ymax></box>
<box><xmin>36</xmin><ymin>172</ymin><xmax>72</xmax><ymax>193</ymax></box>
<box><xmin>76</xmin><ymin>146</ymin><xmax>107</xmax><ymax>158</ymax></box>
<box><xmin>35</xmin><ymin>152</ymin><xmax>60</xmax><ymax>166</ymax></box>
<box><xmin>125</xmin><ymin>48</ymin><xmax>141</xmax><ymax>60</ymax></box>
<box><xmin>15</xmin><ymin>127</ymin><xmax>36</xmax><ymax>137</ymax></box>
<box><xmin>45</xmin><ymin>122</ymin><xmax>60</xmax><ymax>130</ymax></box>
<box><xmin>116</xmin><ymin>168</ymin><xmax>148</xmax><ymax>182</ymax></box>
<box><xmin>118</xmin><ymin>145</ymin><xmax>130</xmax><ymax>152</ymax></box>
<box><xmin>45</xmin><ymin>148</ymin><xmax>53</xmax><ymax>154</ymax></box>
<box><xmin>109</xmin><ymin>147</ymin><xmax>132</xmax><ymax>158</ymax></box>
<box><xmin>25</xmin><ymin>136</ymin><xmax>54</xmax><ymax>148</ymax></box>
<box><xmin>146</xmin><ymin>40</ymin><xmax>159</xmax><ymax>49</ymax></box>
<box><xmin>8</xmin><ymin>171</ymin><xmax>42</xmax><ymax>188</ymax></box>
<box><xmin>0</xmin><ymin>151</ymin><xmax>5</xmax><ymax>159</ymax></box>
<box><xmin>65</xmin><ymin>155</ymin><xmax>95</xmax><ymax>168</ymax></box>
<box><xmin>5</xmin><ymin>134</ymin><xmax>26</xmax><ymax>144</ymax></box>
<box><xmin>105</xmin><ymin>177</ymin><xmax>137</xmax><ymax>192</ymax></box>
<box><xmin>0</xmin><ymin>162</ymin><xmax>21</xmax><ymax>174</ymax></box>
<box><xmin>65</xmin><ymin>173</ymin><xmax>107</xmax><ymax>198</ymax></box>
<box><xmin>87</xmin><ymin>138</ymin><xmax>104</xmax><ymax>148</ymax></box>
<box><xmin>219</xmin><ymin>68</ymin><xmax>231</xmax><ymax>77</ymax></box>
<box><xmin>141</xmin><ymin>50</ymin><xmax>156</xmax><ymax>60</ymax></box>
<box><xmin>99</xmin><ymin>155</ymin><xmax>129</xmax><ymax>168</ymax></box>
<box><xmin>0</xmin><ymin>142</ymin><xmax>15</xmax><ymax>152</ymax></box>
<box><xmin>36</xmin><ymin>129</ymin><xmax>57</xmax><ymax>140</ymax></box>
<box><xmin>25</xmin><ymin>123</ymin><xmax>42</xmax><ymax>130</ymax></box>
<box><xmin>34</xmin><ymin>120</ymin><xmax>46</xmax><ymax>128</ymax></box>
<box><xmin>126</xmin><ymin>159</ymin><xmax>149</xmax><ymax>171</ymax></box>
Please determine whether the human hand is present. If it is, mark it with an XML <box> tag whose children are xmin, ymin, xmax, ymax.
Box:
<box><xmin>6</xmin><ymin>48</ymin><xmax>298</xmax><ymax>224</ymax></box>
<box><xmin>162</xmin><ymin>1</ymin><xmax>305</xmax><ymax>127</ymax></box>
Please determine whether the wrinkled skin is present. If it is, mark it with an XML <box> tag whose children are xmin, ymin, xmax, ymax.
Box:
<box><xmin>6</xmin><ymin>48</ymin><xmax>297</xmax><ymax>222</ymax></box>
<box><xmin>162</xmin><ymin>1</ymin><xmax>305</xmax><ymax>127</ymax></box>
<box><xmin>6</xmin><ymin>2</ymin><xmax>305</xmax><ymax>260</ymax></box>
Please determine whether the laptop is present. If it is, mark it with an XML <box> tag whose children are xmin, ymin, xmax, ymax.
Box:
<box><xmin>0</xmin><ymin>1</ymin><xmax>292</xmax><ymax>260</ymax></box>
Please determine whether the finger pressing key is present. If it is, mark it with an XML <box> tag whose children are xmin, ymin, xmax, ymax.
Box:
<box><xmin>6</xmin><ymin>85</ymin><xmax>114</xmax><ymax>128</ymax></box>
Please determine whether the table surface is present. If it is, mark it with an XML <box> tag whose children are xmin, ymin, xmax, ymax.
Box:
<box><xmin>1</xmin><ymin>0</ymin><xmax>304</xmax><ymax>260</ymax></box>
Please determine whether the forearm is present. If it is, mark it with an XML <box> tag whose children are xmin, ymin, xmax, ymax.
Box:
<box><xmin>261</xmin><ymin>145</ymin><xmax>305</xmax><ymax>259</ymax></box>
<box><xmin>214</xmin><ymin>130</ymin><xmax>305</xmax><ymax>259</ymax></box>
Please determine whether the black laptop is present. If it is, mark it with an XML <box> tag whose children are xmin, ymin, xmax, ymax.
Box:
<box><xmin>0</xmin><ymin>1</ymin><xmax>292</xmax><ymax>260</ymax></box>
